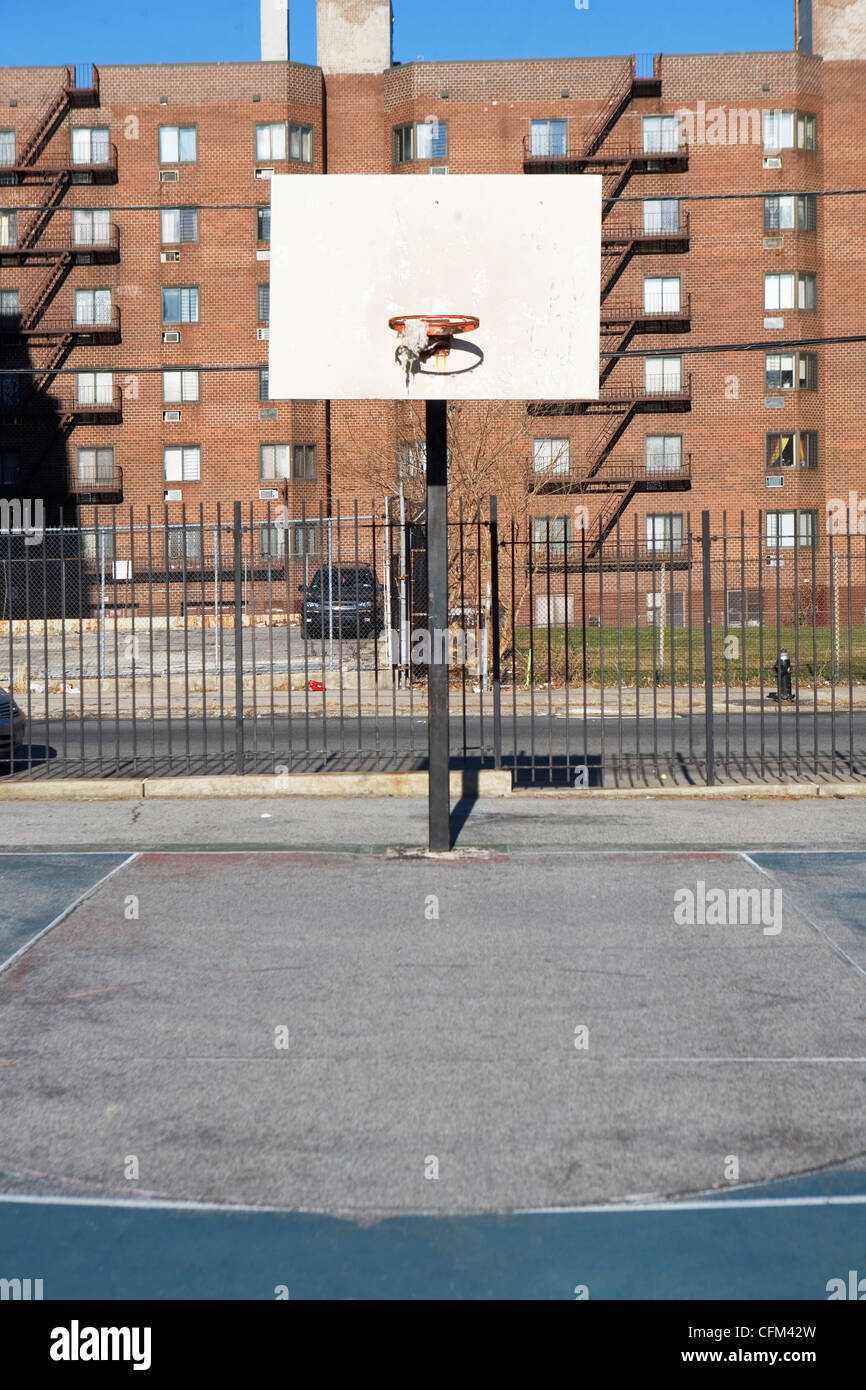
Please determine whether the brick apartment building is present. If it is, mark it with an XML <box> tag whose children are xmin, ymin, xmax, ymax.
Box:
<box><xmin>1</xmin><ymin>0</ymin><xmax>866</xmax><ymax>586</ymax></box>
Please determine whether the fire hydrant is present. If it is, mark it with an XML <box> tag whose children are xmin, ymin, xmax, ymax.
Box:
<box><xmin>770</xmin><ymin>649</ymin><xmax>794</xmax><ymax>702</ymax></box>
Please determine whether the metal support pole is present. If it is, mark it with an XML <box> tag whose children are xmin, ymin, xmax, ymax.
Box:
<box><xmin>426</xmin><ymin>399</ymin><xmax>450</xmax><ymax>850</ymax></box>
<box><xmin>701</xmin><ymin>510</ymin><xmax>715</xmax><ymax>786</ymax></box>
<box><xmin>489</xmin><ymin>495</ymin><xmax>502</xmax><ymax>770</ymax></box>
<box><xmin>233</xmin><ymin>501</ymin><xmax>245</xmax><ymax>775</ymax></box>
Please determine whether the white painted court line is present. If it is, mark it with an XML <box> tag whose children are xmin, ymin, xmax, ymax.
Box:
<box><xmin>741</xmin><ymin>851</ymin><xmax>866</xmax><ymax>980</ymax></box>
<box><xmin>0</xmin><ymin>853</ymin><xmax>139</xmax><ymax>978</ymax></box>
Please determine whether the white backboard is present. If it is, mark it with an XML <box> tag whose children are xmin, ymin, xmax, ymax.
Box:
<box><xmin>268</xmin><ymin>174</ymin><xmax>601</xmax><ymax>401</ymax></box>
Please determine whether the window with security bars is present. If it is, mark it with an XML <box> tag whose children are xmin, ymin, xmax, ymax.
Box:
<box><xmin>532</xmin><ymin>516</ymin><xmax>572</xmax><ymax>556</ymax></box>
<box><xmin>256</xmin><ymin>206</ymin><xmax>271</xmax><ymax>241</ymax></box>
<box><xmin>766</xmin><ymin>510</ymin><xmax>817</xmax><ymax>548</ymax></box>
<box><xmin>392</xmin><ymin>121</ymin><xmax>448</xmax><ymax>163</ymax></box>
<box><xmin>76</xmin><ymin>447</ymin><xmax>115</xmax><ymax>484</ymax></box>
<box><xmin>257</xmin><ymin>284</ymin><xmax>270</xmax><ymax>323</ymax></box>
<box><xmin>765</xmin><ymin>353</ymin><xmax>818</xmax><ymax>391</ymax></box>
<box><xmin>161</xmin><ymin>208</ymin><xmax>199</xmax><ymax>243</ymax></box>
<box><xmin>166</xmin><ymin>525</ymin><xmax>203</xmax><ymax>564</ymax></box>
<box><xmin>260</xmin><ymin>521</ymin><xmax>320</xmax><ymax>558</ymax></box>
<box><xmin>726</xmin><ymin>589</ymin><xmax>763</xmax><ymax>625</ymax></box>
<box><xmin>162</xmin><ymin>287</ymin><xmax>199</xmax><ymax>323</ymax></box>
<box><xmin>163</xmin><ymin>370</ymin><xmax>200</xmax><ymax>403</ymax></box>
<box><xmin>533</xmin><ymin>438</ymin><xmax>570</xmax><ymax>475</ymax></box>
<box><xmin>529</xmin><ymin>120</ymin><xmax>567</xmax><ymax>157</ymax></box>
<box><xmin>159</xmin><ymin>126</ymin><xmax>197</xmax><ymax>163</ymax></box>
<box><xmin>763</xmin><ymin>194</ymin><xmax>817</xmax><ymax>231</ymax></box>
<box><xmin>645</xmin><ymin>513</ymin><xmax>684</xmax><ymax>551</ymax></box>
<box><xmin>80</xmin><ymin>527</ymin><xmax>116</xmax><ymax>563</ymax></box>
<box><xmin>164</xmin><ymin>446</ymin><xmax>201</xmax><ymax>482</ymax></box>
<box><xmin>766</xmin><ymin>431</ymin><xmax>818</xmax><ymax>471</ymax></box>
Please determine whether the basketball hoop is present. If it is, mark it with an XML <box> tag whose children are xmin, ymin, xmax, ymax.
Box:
<box><xmin>389</xmin><ymin>313</ymin><xmax>480</xmax><ymax>387</ymax></box>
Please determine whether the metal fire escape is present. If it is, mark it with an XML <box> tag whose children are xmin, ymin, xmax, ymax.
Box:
<box><xmin>525</xmin><ymin>54</ymin><xmax>692</xmax><ymax>560</ymax></box>
<box><xmin>0</xmin><ymin>64</ymin><xmax>122</xmax><ymax>504</ymax></box>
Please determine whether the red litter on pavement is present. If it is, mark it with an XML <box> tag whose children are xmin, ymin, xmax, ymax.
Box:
<box><xmin>308</xmin><ymin>680</ymin><xmax>324</xmax><ymax>691</ymax></box>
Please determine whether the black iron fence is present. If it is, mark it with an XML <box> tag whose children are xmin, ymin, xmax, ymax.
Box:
<box><xmin>1</xmin><ymin>502</ymin><xmax>865</xmax><ymax>785</ymax></box>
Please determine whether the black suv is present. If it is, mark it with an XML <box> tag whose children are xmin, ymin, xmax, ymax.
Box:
<box><xmin>299</xmin><ymin>566</ymin><xmax>385</xmax><ymax>640</ymax></box>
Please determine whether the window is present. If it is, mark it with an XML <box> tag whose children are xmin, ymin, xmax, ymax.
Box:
<box><xmin>533</xmin><ymin>438</ymin><xmax>570</xmax><ymax>475</ymax></box>
<box><xmin>162</xmin><ymin>287</ymin><xmax>199</xmax><ymax>323</ymax></box>
<box><xmin>765</xmin><ymin>352</ymin><xmax>818</xmax><ymax>391</ymax></box>
<box><xmin>763</xmin><ymin>194</ymin><xmax>817</xmax><ymax>232</ymax></box>
<box><xmin>0</xmin><ymin>210</ymin><xmax>17</xmax><ymax>247</ymax></box>
<box><xmin>0</xmin><ymin>289</ymin><xmax>20</xmax><ymax>320</ymax></box>
<box><xmin>645</xmin><ymin>436</ymin><xmax>683</xmax><ymax>473</ymax></box>
<box><xmin>163</xmin><ymin>445</ymin><xmax>201</xmax><ymax>482</ymax></box>
<box><xmin>392</xmin><ymin>121</ymin><xmax>448</xmax><ymax>163</ymax></box>
<box><xmin>289</xmin><ymin>124</ymin><xmax>312</xmax><ymax>162</ymax></box>
<box><xmin>74</xmin><ymin>288</ymin><xmax>112</xmax><ymax>324</ymax></box>
<box><xmin>0</xmin><ymin>374</ymin><xmax>22</xmax><ymax>406</ymax></box>
<box><xmin>260</xmin><ymin>443</ymin><xmax>317</xmax><ymax>481</ymax></box>
<box><xmin>762</xmin><ymin>111</ymin><xmax>816</xmax><ymax>151</ymax></box>
<box><xmin>642</xmin><ymin>115</ymin><xmax>680</xmax><ymax>153</ymax></box>
<box><xmin>397</xmin><ymin>440</ymin><xmax>427</xmax><ymax>480</ymax></box>
<box><xmin>260</xmin><ymin>443</ymin><xmax>290</xmax><ymax>480</ymax></box>
<box><xmin>0</xmin><ymin>449</ymin><xmax>23</xmax><ymax>486</ymax></box>
<box><xmin>258</xmin><ymin>366</ymin><xmax>270</xmax><ymax>401</ymax></box>
<box><xmin>643</xmin><ymin>277</ymin><xmax>681</xmax><ymax>313</ymax></box>
<box><xmin>646</xmin><ymin>514</ymin><xmax>684</xmax><ymax>551</ymax></box>
<box><xmin>79</xmin><ymin>527</ymin><xmax>116</xmax><ymax>563</ymax></box>
<box><xmin>764</xmin><ymin>272</ymin><xmax>816</xmax><ymax>311</ymax></box>
<box><xmin>256</xmin><ymin>205</ymin><xmax>271</xmax><ymax>242</ymax></box>
<box><xmin>766</xmin><ymin>431</ymin><xmax>818</xmax><ymax>470</ymax></box>
<box><xmin>76</xmin><ymin>447</ymin><xmax>115</xmax><ymax>484</ymax></box>
<box><xmin>76</xmin><ymin>371</ymin><xmax>113</xmax><ymax>405</ymax></box>
<box><xmin>643</xmin><ymin>198</ymin><xmax>679</xmax><ymax>233</ymax></box>
<box><xmin>0</xmin><ymin>130</ymin><xmax>15</xmax><ymax>168</ymax></box>
<box><xmin>529</xmin><ymin>119</ymin><xmax>567</xmax><ymax>157</ymax></box>
<box><xmin>645</xmin><ymin>356</ymin><xmax>682</xmax><ymax>393</ymax></box>
<box><xmin>166</xmin><ymin>525</ymin><xmax>203</xmax><ymax>564</ymax></box>
<box><xmin>162</xmin><ymin>369</ymin><xmax>200</xmax><ymax>403</ymax></box>
<box><xmin>257</xmin><ymin>284</ymin><xmax>270</xmax><ymax>323</ymax></box>
<box><xmin>256</xmin><ymin>123</ymin><xmax>286</xmax><ymax>160</ymax></box>
<box><xmin>263</xmin><ymin>521</ymin><xmax>321</xmax><ymax>558</ymax></box>
<box><xmin>160</xmin><ymin>207</ymin><xmax>199</xmax><ymax>243</ymax></box>
<box><xmin>159</xmin><ymin>126</ymin><xmax>197</xmax><ymax>163</ymax></box>
<box><xmin>766</xmin><ymin>510</ymin><xmax>816</xmax><ymax>548</ymax></box>
<box><xmin>260</xmin><ymin>523</ymin><xmax>287</xmax><ymax>558</ymax></box>
<box><xmin>73</xmin><ymin>208</ymin><xmax>110</xmax><ymax>245</ymax></box>
<box><xmin>532</xmin><ymin>515</ymin><xmax>572</xmax><ymax>556</ymax></box>
<box><xmin>71</xmin><ymin>127</ymin><xmax>109</xmax><ymax>165</ymax></box>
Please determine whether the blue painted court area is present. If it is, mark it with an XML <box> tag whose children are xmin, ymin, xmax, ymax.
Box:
<box><xmin>0</xmin><ymin>854</ymin><xmax>130</xmax><ymax>968</ymax></box>
<box><xmin>1</xmin><ymin>1167</ymin><xmax>865</xmax><ymax>1300</ymax></box>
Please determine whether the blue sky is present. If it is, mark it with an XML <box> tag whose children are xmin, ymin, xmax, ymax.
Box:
<box><xmin>3</xmin><ymin>0</ymin><xmax>794</xmax><ymax>68</ymax></box>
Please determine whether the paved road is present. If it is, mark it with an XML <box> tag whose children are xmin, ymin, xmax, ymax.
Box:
<box><xmin>4</xmin><ymin>711</ymin><xmax>866</xmax><ymax>782</ymax></box>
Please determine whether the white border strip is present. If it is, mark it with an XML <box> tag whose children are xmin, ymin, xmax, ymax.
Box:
<box><xmin>0</xmin><ymin>854</ymin><xmax>139</xmax><ymax>978</ymax></box>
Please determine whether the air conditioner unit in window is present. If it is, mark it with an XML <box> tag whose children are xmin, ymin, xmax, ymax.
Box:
<box><xmin>75</xmin><ymin>253</ymin><xmax>93</xmax><ymax>265</ymax></box>
<box><xmin>257</xmin><ymin>327</ymin><xmax>269</xmax><ymax>340</ymax></box>
<box><xmin>163</xmin><ymin>410</ymin><xmax>182</xmax><ymax>422</ymax></box>
<box><xmin>766</xmin><ymin>476</ymin><xmax>784</xmax><ymax>487</ymax></box>
<box><xmin>763</xmin><ymin>237</ymin><xmax>783</xmax><ymax>250</ymax></box>
<box><xmin>762</xmin><ymin>156</ymin><xmax>782</xmax><ymax>169</ymax></box>
<box><xmin>430</xmin><ymin>166</ymin><xmax>449</xmax><ymax>175</ymax></box>
<box><xmin>160</xmin><ymin>250</ymin><xmax>180</xmax><ymax>263</ymax></box>
<box><xmin>259</xmin><ymin>488</ymin><xmax>279</xmax><ymax>501</ymax></box>
<box><xmin>160</xmin><ymin>169</ymin><xmax>180</xmax><ymax>182</ymax></box>
<box><xmin>259</xmin><ymin>408</ymin><xmax>277</xmax><ymax>420</ymax></box>
<box><xmin>71</xmin><ymin>172</ymin><xmax>93</xmax><ymax>184</ymax></box>
<box><xmin>164</xmin><ymin>489</ymin><xmax>182</xmax><ymax>502</ymax></box>
<box><xmin>256</xmin><ymin>249</ymin><xmax>270</xmax><ymax>260</ymax></box>
<box><xmin>255</xmin><ymin>168</ymin><xmax>274</xmax><ymax>179</ymax></box>
<box><xmin>163</xmin><ymin>331</ymin><xmax>180</xmax><ymax>343</ymax></box>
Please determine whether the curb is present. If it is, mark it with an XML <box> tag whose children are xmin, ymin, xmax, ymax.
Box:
<box><xmin>0</xmin><ymin>771</ymin><xmax>513</xmax><ymax>801</ymax></box>
<box><xmin>520</xmin><ymin>782</ymin><xmax>866</xmax><ymax>800</ymax></box>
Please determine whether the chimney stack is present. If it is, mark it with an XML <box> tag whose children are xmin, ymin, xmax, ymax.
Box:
<box><xmin>316</xmin><ymin>0</ymin><xmax>392</xmax><ymax>75</ymax></box>
<box><xmin>261</xmin><ymin>0</ymin><xmax>290</xmax><ymax>62</ymax></box>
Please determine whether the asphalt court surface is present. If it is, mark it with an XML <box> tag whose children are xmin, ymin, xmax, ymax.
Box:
<box><xmin>1</xmin><ymin>839</ymin><xmax>864</xmax><ymax>1298</ymax></box>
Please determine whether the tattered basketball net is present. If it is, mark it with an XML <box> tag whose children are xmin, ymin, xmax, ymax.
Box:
<box><xmin>389</xmin><ymin>314</ymin><xmax>480</xmax><ymax>388</ymax></box>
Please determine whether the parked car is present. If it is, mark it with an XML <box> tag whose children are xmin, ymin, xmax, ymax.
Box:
<box><xmin>299</xmin><ymin>566</ymin><xmax>385</xmax><ymax>640</ymax></box>
<box><xmin>0</xmin><ymin>686</ymin><xmax>26</xmax><ymax>758</ymax></box>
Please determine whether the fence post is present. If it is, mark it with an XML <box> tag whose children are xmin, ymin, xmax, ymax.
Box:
<box><xmin>233</xmin><ymin>501</ymin><xmax>245</xmax><ymax>775</ymax></box>
<box><xmin>701</xmin><ymin>509</ymin><xmax>714</xmax><ymax>785</ymax></box>
<box><xmin>426</xmin><ymin>399</ymin><xmax>451</xmax><ymax>851</ymax></box>
<box><xmin>489</xmin><ymin>495</ymin><xmax>502</xmax><ymax>770</ymax></box>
